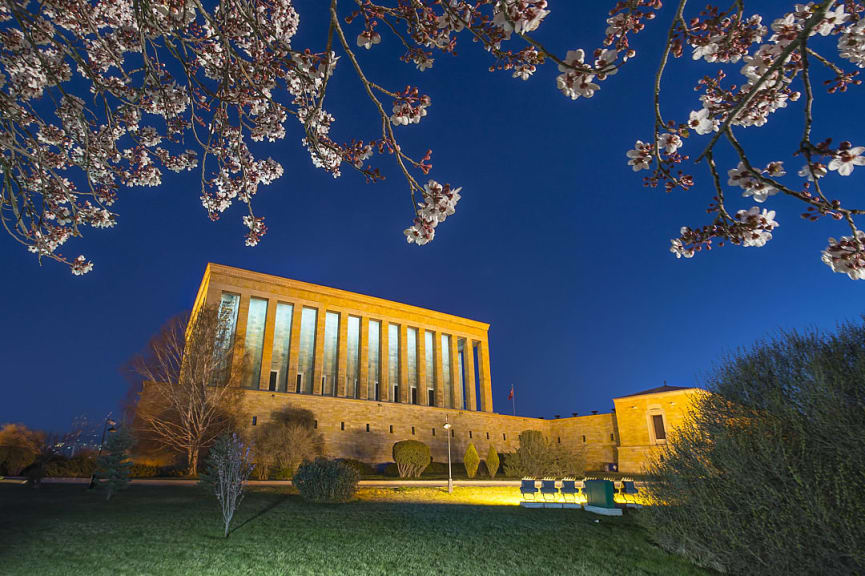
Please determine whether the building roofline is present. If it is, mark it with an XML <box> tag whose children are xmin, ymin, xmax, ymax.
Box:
<box><xmin>203</xmin><ymin>263</ymin><xmax>491</xmax><ymax>331</ymax></box>
<box><xmin>613</xmin><ymin>385</ymin><xmax>702</xmax><ymax>400</ymax></box>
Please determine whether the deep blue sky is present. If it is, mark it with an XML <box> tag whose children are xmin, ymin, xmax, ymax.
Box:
<box><xmin>2</xmin><ymin>1</ymin><xmax>862</xmax><ymax>431</ymax></box>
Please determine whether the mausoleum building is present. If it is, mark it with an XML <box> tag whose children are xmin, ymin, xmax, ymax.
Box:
<box><xmin>162</xmin><ymin>264</ymin><xmax>702</xmax><ymax>473</ymax></box>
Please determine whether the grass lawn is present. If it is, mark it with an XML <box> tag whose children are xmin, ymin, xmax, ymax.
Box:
<box><xmin>0</xmin><ymin>484</ymin><xmax>709</xmax><ymax>576</ymax></box>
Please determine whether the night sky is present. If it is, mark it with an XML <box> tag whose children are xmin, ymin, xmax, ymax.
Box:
<box><xmin>2</xmin><ymin>1</ymin><xmax>862</xmax><ymax>432</ymax></box>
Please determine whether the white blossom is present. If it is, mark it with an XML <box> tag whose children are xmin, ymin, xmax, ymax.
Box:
<box><xmin>688</xmin><ymin>108</ymin><xmax>718</xmax><ymax>135</ymax></box>
<box><xmin>670</xmin><ymin>238</ymin><xmax>695</xmax><ymax>259</ymax></box>
<box><xmin>798</xmin><ymin>163</ymin><xmax>827</xmax><ymax>181</ymax></box>
<box><xmin>728</xmin><ymin>162</ymin><xmax>778</xmax><ymax>203</ymax></box>
<box><xmin>736</xmin><ymin>206</ymin><xmax>778</xmax><ymax>247</ymax></box>
<box><xmin>493</xmin><ymin>0</ymin><xmax>549</xmax><ymax>36</ymax></box>
<box><xmin>822</xmin><ymin>232</ymin><xmax>865</xmax><ymax>279</ymax></box>
<box><xmin>357</xmin><ymin>30</ymin><xmax>381</xmax><ymax>50</ymax></box>
<box><xmin>556</xmin><ymin>50</ymin><xmax>599</xmax><ymax>100</ymax></box>
<box><xmin>404</xmin><ymin>180</ymin><xmax>461</xmax><ymax>245</ymax></box>
<box><xmin>626</xmin><ymin>140</ymin><xmax>653</xmax><ymax>171</ymax></box>
<box><xmin>839</xmin><ymin>20</ymin><xmax>865</xmax><ymax>68</ymax></box>
<box><xmin>828</xmin><ymin>145</ymin><xmax>865</xmax><ymax>176</ymax></box>
<box><xmin>658</xmin><ymin>133</ymin><xmax>682</xmax><ymax>155</ymax></box>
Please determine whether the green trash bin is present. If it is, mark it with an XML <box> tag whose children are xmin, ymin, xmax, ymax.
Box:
<box><xmin>583</xmin><ymin>479</ymin><xmax>622</xmax><ymax>516</ymax></box>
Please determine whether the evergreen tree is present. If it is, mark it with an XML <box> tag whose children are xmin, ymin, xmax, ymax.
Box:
<box><xmin>463</xmin><ymin>443</ymin><xmax>480</xmax><ymax>479</ymax></box>
<box><xmin>95</xmin><ymin>427</ymin><xmax>134</xmax><ymax>501</ymax></box>
<box><xmin>486</xmin><ymin>445</ymin><xmax>500</xmax><ymax>479</ymax></box>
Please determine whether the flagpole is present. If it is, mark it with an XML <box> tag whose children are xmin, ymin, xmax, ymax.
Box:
<box><xmin>512</xmin><ymin>384</ymin><xmax>516</xmax><ymax>416</ymax></box>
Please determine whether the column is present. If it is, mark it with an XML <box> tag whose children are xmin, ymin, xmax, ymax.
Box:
<box><xmin>464</xmin><ymin>339</ymin><xmax>477</xmax><ymax>411</ymax></box>
<box><xmin>359</xmin><ymin>317</ymin><xmax>369</xmax><ymax>400</ymax></box>
<box><xmin>417</xmin><ymin>328</ymin><xmax>427</xmax><ymax>406</ymax></box>
<box><xmin>399</xmin><ymin>324</ymin><xmax>409</xmax><ymax>403</ymax></box>
<box><xmin>257</xmin><ymin>298</ymin><xmax>278</xmax><ymax>390</ymax></box>
<box><xmin>478</xmin><ymin>339</ymin><xmax>493</xmax><ymax>412</ymax></box>
<box><xmin>312</xmin><ymin>307</ymin><xmax>326</xmax><ymax>395</ymax></box>
<box><xmin>434</xmin><ymin>331</ymin><xmax>444</xmax><ymax>407</ymax></box>
<box><xmin>449</xmin><ymin>334</ymin><xmax>462</xmax><ymax>410</ymax></box>
<box><xmin>337</xmin><ymin>312</ymin><xmax>348</xmax><ymax>397</ymax></box>
<box><xmin>230</xmin><ymin>294</ymin><xmax>250</xmax><ymax>385</ymax></box>
<box><xmin>379</xmin><ymin>322</ymin><xmax>389</xmax><ymax>401</ymax></box>
<box><xmin>286</xmin><ymin>304</ymin><xmax>303</xmax><ymax>393</ymax></box>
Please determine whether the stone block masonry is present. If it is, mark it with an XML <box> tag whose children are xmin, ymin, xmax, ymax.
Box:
<box><xmin>241</xmin><ymin>389</ymin><xmax>619</xmax><ymax>468</ymax></box>
<box><xmin>139</xmin><ymin>264</ymin><xmax>703</xmax><ymax>474</ymax></box>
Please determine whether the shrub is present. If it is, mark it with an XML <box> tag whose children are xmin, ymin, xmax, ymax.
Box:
<box><xmin>156</xmin><ymin>465</ymin><xmax>186</xmax><ymax>477</ymax></box>
<box><xmin>271</xmin><ymin>466</ymin><xmax>295</xmax><ymax>480</ymax></box>
<box><xmin>43</xmin><ymin>453</ymin><xmax>96</xmax><ymax>477</ymax></box>
<box><xmin>337</xmin><ymin>458</ymin><xmax>375</xmax><ymax>478</ymax></box>
<box><xmin>253</xmin><ymin>406</ymin><xmax>323</xmax><ymax>477</ymax></box>
<box><xmin>486</xmin><ymin>445</ymin><xmax>500</xmax><ymax>478</ymax></box>
<box><xmin>463</xmin><ymin>443</ymin><xmax>480</xmax><ymax>479</ymax></box>
<box><xmin>0</xmin><ymin>424</ymin><xmax>44</xmax><ymax>475</ymax></box>
<box><xmin>252</xmin><ymin>462</ymin><xmax>270</xmax><ymax>481</ymax></box>
<box><xmin>392</xmin><ymin>440</ymin><xmax>431</xmax><ymax>478</ymax></box>
<box><xmin>129</xmin><ymin>464</ymin><xmax>159</xmax><ymax>478</ymax></box>
<box><xmin>640</xmin><ymin>322</ymin><xmax>865</xmax><ymax>575</ymax></box>
<box><xmin>293</xmin><ymin>458</ymin><xmax>359</xmax><ymax>503</ymax></box>
<box><xmin>503</xmin><ymin>431</ymin><xmax>584</xmax><ymax>478</ymax></box>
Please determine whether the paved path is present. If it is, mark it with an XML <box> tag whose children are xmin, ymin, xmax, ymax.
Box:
<box><xmin>2</xmin><ymin>477</ymin><xmax>523</xmax><ymax>488</ymax></box>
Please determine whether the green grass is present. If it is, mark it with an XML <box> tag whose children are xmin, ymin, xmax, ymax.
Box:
<box><xmin>0</xmin><ymin>485</ymin><xmax>710</xmax><ymax>576</ymax></box>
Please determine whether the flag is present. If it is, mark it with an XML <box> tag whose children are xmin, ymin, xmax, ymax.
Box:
<box><xmin>508</xmin><ymin>385</ymin><xmax>514</xmax><ymax>401</ymax></box>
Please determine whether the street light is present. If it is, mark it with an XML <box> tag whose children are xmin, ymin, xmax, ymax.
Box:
<box><xmin>88</xmin><ymin>415</ymin><xmax>117</xmax><ymax>489</ymax></box>
<box><xmin>443</xmin><ymin>415</ymin><xmax>453</xmax><ymax>494</ymax></box>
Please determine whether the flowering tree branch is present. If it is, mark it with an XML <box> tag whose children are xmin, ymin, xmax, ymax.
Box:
<box><xmin>2</xmin><ymin>1</ymin><xmax>864</xmax><ymax>278</ymax></box>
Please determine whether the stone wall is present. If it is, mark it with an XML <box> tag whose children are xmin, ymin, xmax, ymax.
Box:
<box><xmin>241</xmin><ymin>389</ymin><xmax>618</xmax><ymax>467</ymax></box>
<box><xmin>136</xmin><ymin>384</ymin><xmax>699</xmax><ymax>472</ymax></box>
<box><xmin>612</xmin><ymin>388</ymin><xmax>703</xmax><ymax>473</ymax></box>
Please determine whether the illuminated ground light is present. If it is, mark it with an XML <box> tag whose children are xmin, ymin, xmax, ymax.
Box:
<box><xmin>354</xmin><ymin>485</ymin><xmax>653</xmax><ymax>507</ymax></box>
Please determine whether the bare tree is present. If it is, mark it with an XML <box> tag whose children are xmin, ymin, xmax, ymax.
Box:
<box><xmin>131</xmin><ymin>306</ymin><xmax>246</xmax><ymax>475</ymax></box>
<box><xmin>200</xmin><ymin>433</ymin><xmax>254</xmax><ymax>538</ymax></box>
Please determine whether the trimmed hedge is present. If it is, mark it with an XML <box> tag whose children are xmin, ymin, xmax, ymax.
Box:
<box><xmin>392</xmin><ymin>440</ymin><xmax>431</xmax><ymax>478</ymax></box>
<box><xmin>486</xmin><ymin>445</ymin><xmax>500</xmax><ymax>478</ymax></box>
<box><xmin>43</xmin><ymin>454</ymin><xmax>96</xmax><ymax>477</ymax></box>
<box><xmin>129</xmin><ymin>464</ymin><xmax>159</xmax><ymax>478</ymax></box>
<box><xmin>337</xmin><ymin>458</ymin><xmax>376</xmax><ymax>477</ymax></box>
<box><xmin>463</xmin><ymin>443</ymin><xmax>480</xmax><ymax>478</ymax></box>
<box><xmin>293</xmin><ymin>458</ymin><xmax>359</xmax><ymax>503</ymax></box>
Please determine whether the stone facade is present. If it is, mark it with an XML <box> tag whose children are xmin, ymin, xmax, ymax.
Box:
<box><xmin>195</xmin><ymin>263</ymin><xmax>493</xmax><ymax>412</ymax></box>
<box><xmin>613</xmin><ymin>386</ymin><xmax>704</xmax><ymax>473</ymax></box>
<box><xmin>240</xmin><ymin>389</ymin><xmax>620</xmax><ymax>467</ymax></box>
<box><xmin>140</xmin><ymin>264</ymin><xmax>702</xmax><ymax>472</ymax></box>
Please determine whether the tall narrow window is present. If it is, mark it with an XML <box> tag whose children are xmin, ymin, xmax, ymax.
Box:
<box><xmin>244</xmin><ymin>298</ymin><xmax>268</xmax><ymax>389</ymax></box>
<box><xmin>323</xmin><ymin>312</ymin><xmax>340</xmax><ymax>396</ymax></box>
<box><xmin>346</xmin><ymin>316</ymin><xmax>361</xmax><ymax>398</ymax></box>
<box><xmin>298</xmin><ymin>307</ymin><xmax>317</xmax><ymax>394</ymax></box>
<box><xmin>368</xmin><ymin>320</ymin><xmax>381</xmax><ymax>400</ymax></box>
<box><xmin>270</xmin><ymin>303</ymin><xmax>293</xmax><ymax>392</ymax></box>
<box><xmin>388</xmin><ymin>324</ymin><xmax>400</xmax><ymax>402</ymax></box>
<box><xmin>652</xmin><ymin>414</ymin><xmax>667</xmax><ymax>441</ymax></box>
<box><xmin>457</xmin><ymin>338</ymin><xmax>466</xmax><ymax>410</ymax></box>
<box><xmin>214</xmin><ymin>293</ymin><xmax>240</xmax><ymax>383</ymax></box>
<box><xmin>425</xmin><ymin>331</ymin><xmax>436</xmax><ymax>406</ymax></box>
<box><xmin>441</xmin><ymin>334</ymin><xmax>452</xmax><ymax>408</ymax></box>
<box><xmin>407</xmin><ymin>327</ymin><xmax>418</xmax><ymax>404</ymax></box>
<box><xmin>216</xmin><ymin>293</ymin><xmax>240</xmax><ymax>352</ymax></box>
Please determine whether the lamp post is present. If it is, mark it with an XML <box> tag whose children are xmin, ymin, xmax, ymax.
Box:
<box><xmin>88</xmin><ymin>415</ymin><xmax>116</xmax><ymax>489</ymax></box>
<box><xmin>443</xmin><ymin>415</ymin><xmax>453</xmax><ymax>494</ymax></box>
